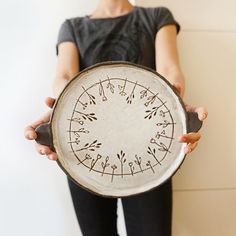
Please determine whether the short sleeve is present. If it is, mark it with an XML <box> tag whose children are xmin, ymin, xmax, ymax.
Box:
<box><xmin>56</xmin><ymin>19</ymin><xmax>76</xmax><ymax>55</ymax></box>
<box><xmin>154</xmin><ymin>7</ymin><xmax>180</xmax><ymax>34</ymax></box>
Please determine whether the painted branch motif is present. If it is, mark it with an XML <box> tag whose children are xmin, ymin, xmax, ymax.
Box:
<box><xmin>146</xmin><ymin>160</ymin><xmax>155</xmax><ymax>173</ymax></box>
<box><xmin>74</xmin><ymin>110</ymin><xmax>97</xmax><ymax>122</ymax></box>
<box><xmin>134</xmin><ymin>155</ymin><xmax>143</xmax><ymax>173</ymax></box>
<box><xmin>111</xmin><ymin>164</ymin><xmax>117</xmax><ymax>182</ymax></box>
<box><xmin>89</xmin><ymin>154</ymin><xmax>102</xmax><ymax>171</ymax></box>
<box><xmin>144</xmin><ymin>93</ymin><xmax>159</xmax><ymax>107</ymax></box>
<box><xmin>126</xmin><ymin>81</ymin><xmax>137</xmax><ymax>104</ymax></box>
<box><xmin>101</xmin><ymin>156</ymin><xmax>110</xmax><ymax>176</ymax></box>
<box><xmin>159</xmin><ymin>109</ymin><xmax>169</xmax><ymax>118</ymax></box>
<box><xmin>117</xmin><ymin>150</ymin><xmax>126</xmax><ymax>178</ymax></box>
<box><xmin>118</xmin><ymin>78</ymin><xmax>127</xmax><ymax>96</ymax></box>
<box><xmin>74</xmin><ymin>140</ymin><xmax>101</xmax><ymax>152</ymax></box>
<box><xmin>147</xmin><ymin>146</ymin><xmax>162</xmax><ymax>165</ymax></box>
<box><xmin>144</xmin><ymin>102</ymin><xmax>166</xmax><ymax>119</ymax></box>
<box><xmin>150</xmin><ymin>138</ymin><xmax>171</xmax><ymax>153</ymax></box>
<box><xmin>156</xmin><ymin>120</ymin><xmax>176</xmax><ymax>128</ymax></box>
<box><xmin>67</xmin><ymin>130</ymin><xmax>82</xmax><ymax>145</ymax></box>
<box><xmin>140</xmin><ymin>87</ymin><xmax>149</xmax><ymax>99</ymax></box>
<box><xmin>68</xmin><ymin>117</ymin><xmax>84</xmax><ymax>125</ymax></box>
<box><xmin>99</xmin><ymin>80</ymin><xmax>108</xmax><ymax>101</ymax></box>
<box><xmin>106</xmin><ymin>76</ymin><xmax>115</xmax><ymax>93</ymax></box>
<box><xmin>78</xmin><ymin>100</ymin><xmax>88</xmax><ymax>110</ymax></box>
<box><xmin>77</xmin><ymin>153</ymin><xmax>92</xmax><ymax>165</ymax></box>
<box><xmin>155</xmin><ymin>131</ymin><xmax>173</xmax><ymax>140</ymax></box>
<box><xmin>128</xmin><ymin>162</ymin><xmax>135</xmax><ymax>176</ymax></box>
<box><xmin>82</xmin><ymin>86</ymin><xmax>96</xmax><ymax>106</ymax></box>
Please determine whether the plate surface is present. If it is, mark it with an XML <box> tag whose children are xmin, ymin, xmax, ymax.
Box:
<box><xmin>51</xmin><ymin>62</ymin><xmax>187</xmax><ymax>197</ymax></box>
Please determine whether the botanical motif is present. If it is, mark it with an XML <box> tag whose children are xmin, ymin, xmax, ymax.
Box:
<box><xmin>99</xmin><ymin>80</ymin><xmax>108</xmax><ymax>101</ymax></box>
<box><xmin>106</xmin><ymin>76</ymin><xmax>115</xmax><ymax>93</ymax></box>
<box><xmin>74</xmin><ymin>110</ymin><xmax>97</xmax><ymax>122</ymax></box>
<box><xmin>144</xmin><ymin>93</ymin><xmax>159</xmax><ymax>107</ymax></box>
<box><xmin>144</xmin><ymin>102</ymin><xmax>166</xmax><ymax>119</ymax></box>
<box><xmin>68</xmin><ymin>76</ymin><xmax>176</xmax><ymax>179</ymax></box>
<box><xmin>126</xmin><ymin>81</ymin><xmax>137</xmax><ymax>104</ymax></box>
<box><xmin>117</xmin><ymin>150</ymin><xmax>126</xmax><ymax>178</ymax></box>
<box><xmin>118</xmin><ymin>78</ymin><xmax>127</xmax><ymax>96</ymax></box>
<box><xmin>74</xmin><ymin>140</ymin><xmax>101</xmax><ymax>152</ymax></box>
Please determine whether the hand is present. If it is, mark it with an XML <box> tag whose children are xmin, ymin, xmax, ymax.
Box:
<box><xmin>178</xmin><ymin>105</ymin><xmax>208</xmax><ymax>154</ymax></box>
<box><xmin>24</xmin><ymin>97</ymin><xmax>58</xmax><ymax>160</ymax></box>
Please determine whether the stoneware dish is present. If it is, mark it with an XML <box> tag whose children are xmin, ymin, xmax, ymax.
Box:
<box><xmin>36</xmin><ymin>61</ymin><xmax>202</xmax><ymax>197</ymax></box>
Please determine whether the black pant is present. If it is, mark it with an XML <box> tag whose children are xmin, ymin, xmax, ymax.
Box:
<box><xmin>68</xmin><ymin>178</ymin><xmax>172</xmax><ymax>236</ymax></box>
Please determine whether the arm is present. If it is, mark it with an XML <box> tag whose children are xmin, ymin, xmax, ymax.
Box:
<box><xmin>155</xmin><ymin>25</ymin><xmax>185</xmax><ymax>97</ymax></box>
<box><xmin>25</xmin><ymin>42</ymin><xmax>80</xmax><ymax>160</ymax></box>
<box><xmin>155</xmin><ymin>25</ymin><xmax>208</xmax><ymax>154</ymax></box>
<box><xmin>53</xmin><ymin>42</ymin><xmax>79</xmax><ymax>97</ymax></box>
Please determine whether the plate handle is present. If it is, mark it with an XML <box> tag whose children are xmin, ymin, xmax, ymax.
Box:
<box><xmin>35</xmin><ymin>123</ymin><xmax>54</xmax><ymax>150</ymax></box>
<box><xmin>187</xmin><ymin>112</ymin><xmax>203</xmax><ymax>133</ymax></box>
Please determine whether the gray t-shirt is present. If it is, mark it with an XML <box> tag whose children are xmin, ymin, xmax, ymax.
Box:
<box><xmin>56</xmin><ymin>6</ymin><xmax>180</xmax><ymax>71</ymax></box>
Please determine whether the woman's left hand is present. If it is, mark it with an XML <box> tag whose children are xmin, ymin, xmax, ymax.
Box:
<box><xmin>178</xmin><ymin>104</ymin><xmax>208</xmax><ymax>154</ymax></box>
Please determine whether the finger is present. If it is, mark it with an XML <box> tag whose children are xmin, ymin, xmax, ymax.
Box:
<box><xmin>184</xmin><ymin>142</ymin><xmax>198</xmax><ymax>154</ymax></box>
<box><xmin>24</xmin><ymin>110</ymin><xmax>51</xmax><ymax>140</ymax></box>
<box><xmin>195</xmin><ymin>107</ymin><xmax>208</xmax><ymax>121</ymax></box>
<box><xmin>185</xmin><ymin>105</ymin><xmax>208</xmax><ymax>121</ymax></box>
<box><xmin>179</xmin><ymin>132</ymin><xmax>201</xmax><ymax>143</ymax></box>
<box><xmin>45</xmin><ymin>97</ymin><xmax>56</xmax><ymax>109</ymax></box>
<box><xmin>47</xmin><ymin>153</ymin><xmax>58</xmax><ymax>161</ymax></box>
<box><xmin>24</xmin><ymin>127</ymin><xmax>37</xmax><ymax>140</ymax></box>
<box><xmin>35</xmin><ymin>143</ymin><xmax>52</xmax><ymax>155</ymax></box>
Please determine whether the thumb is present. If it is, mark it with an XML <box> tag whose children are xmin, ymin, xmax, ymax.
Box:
<box><xmin>45</xmin><ymin>97</ymin><xmax>55</xmax><ymax>109</ymax></box>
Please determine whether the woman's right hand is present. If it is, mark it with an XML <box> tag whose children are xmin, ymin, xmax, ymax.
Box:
<box><xmin>24</xmin><ymin>97</ymin><xmax>58</xmax><ymax>161</ymax></box>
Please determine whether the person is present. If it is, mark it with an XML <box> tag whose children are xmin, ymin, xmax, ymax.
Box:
<box><xmin>25</xmin><ymin>0</ymin><xmax>208</xmax><ymax>235</ymax></box>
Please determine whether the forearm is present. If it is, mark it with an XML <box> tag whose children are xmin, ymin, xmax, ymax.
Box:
<box><xmin>158</xmin><ymin>65</ymin><xmax>185</xmax><ymax>98</ymax></box>
<box><xmin>52</xmin><ymin>75</ymin><xmax>71</xmax><ymax>98</ymax></box>
<box><xmin>52</xmin><ymin>42</ymin><xmax>80</xmax><ymax>98</ymax></box>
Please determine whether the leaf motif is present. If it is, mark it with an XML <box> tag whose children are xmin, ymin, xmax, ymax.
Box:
<box><xmin>84</xmin><ymin>143</ymin><xmax>89</xmax><ymax>147</ymax></box>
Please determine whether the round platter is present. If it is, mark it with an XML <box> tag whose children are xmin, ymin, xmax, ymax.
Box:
<box><xmin>50</xmin><ymin>62</ymin><xmax>188</xmax><ymax>197</ymax></box>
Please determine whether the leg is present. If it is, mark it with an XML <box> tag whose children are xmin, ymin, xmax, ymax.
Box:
<box><xmin>121</xmin><ymin>179</ymin><xmax>172</xmax><ymax>236</ymax></box>
<box><xmin>67</xmin><ymin>178</ymin><xmax>119</xmax><ymax>236</ymax></box>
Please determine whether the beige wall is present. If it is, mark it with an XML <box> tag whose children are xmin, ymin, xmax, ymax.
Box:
<box><xmin>136</xmin><ymin>0</ymin><xmax>236</xmax><ymax>235</ymax></box>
